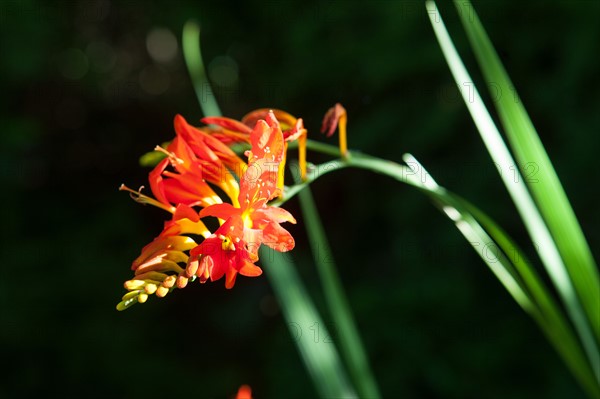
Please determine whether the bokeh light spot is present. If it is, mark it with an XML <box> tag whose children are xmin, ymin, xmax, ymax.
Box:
<box><xmin>146</xmin><ymin>28</ymin><xmax>178</xmax><ymax>63</ymax></box>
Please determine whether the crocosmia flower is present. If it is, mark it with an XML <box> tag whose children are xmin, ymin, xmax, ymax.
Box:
<box><xmin>199</xmin><ymin>114</ymin><xmax>297</xmax><ymax>253</ymax></box>
<box><xmin>117</xmin><ymin>109</ymin><xmax>299</xmax><ymax>310</ymax></box>
<box><xmin>186</xmin><ymin>215</ymin><xmax>262</xmax><ymax>289</ymax></box>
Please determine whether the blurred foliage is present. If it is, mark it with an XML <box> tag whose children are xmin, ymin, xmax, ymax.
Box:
<box><xmin>1</xmin><ymin>0</ymin><xmax>598</xmax><ymax>398</ymax></box>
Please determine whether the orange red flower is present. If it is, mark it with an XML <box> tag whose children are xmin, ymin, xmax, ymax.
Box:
<box><xmin>117</xmin><ymin>110</ymin><xmax>297</xmax><ymax>310</ymax></box>
<box><xmin>118</xmin><ymin>104</ymin><xmax>347</xmax><ymax>309</ymax></box>
<box><xmin>149</xmin><ymin>115</ymin><xmax>244</xmax><ymax>208</ymax></box>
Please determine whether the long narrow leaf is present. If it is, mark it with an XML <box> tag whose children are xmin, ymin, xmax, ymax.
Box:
<box><xmin>455</xmin><ymin>196</ymin><xmax>598</xmax><ymax>396</ymax></box>
<box><xmin>362</xmin><ymin>153</ymin><xmax>600</xmax><ymax>397</ymax></box>
<box><xmin>425</xmin><ymin>1</ymin><xmax>599</xmax><ymax>386</ymax></box>
<box><xmin>182</xmin><ymin>20</ymin><xmax>221</xmax><ymax>118</ymax></box>
<box><xmin>294</xmin><ymin>177</ymin><xmax>381</xmax><ymax>399</ymax></box>
<box><xmin>275</xmin><ymin>144</ymin><xmax>599</xmax><ymax>397</ymax></box>
<box><xmin>260</xmin><ymin>248</ymin><xmax>357</xmax><ymax>399</ymax></box>
<box><xmin>454</xmin><ymin>0</ymin><xmax>599</xmax><ymax>343</ymax></box>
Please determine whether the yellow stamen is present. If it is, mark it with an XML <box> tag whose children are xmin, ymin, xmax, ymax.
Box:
<box><xmin>119</xmin><ymin>184</ymin><xmax>176</xmax><ymax>214</ymax></box>
<box><xmin>154</xmin><ymin>145</ymin><xmax>184</xmax><ymax>166</ymax></box>
<box><xmin>338</xmin><ymin>112</ymin><xmax>348</xmax><ymax>157</ymax></box>
<box><xmin>298</xmin><ymin>131</ymin><xmax>307</xmax><ymax>181</ymax></box>
<box><xmin>278</xmin><ymin>142</ymin><xmax>288</xmax><ymax>191</ymax></box>
<box><xmin>221</xmin><ymin>237</ymin><xmax>235</xmax><ymax>251</ymax></box>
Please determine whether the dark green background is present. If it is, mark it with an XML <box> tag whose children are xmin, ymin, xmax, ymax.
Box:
<box><xmin>1</xmin><ymin>0</ymin><xmax>598</xmax><ymax>398</ymax></box>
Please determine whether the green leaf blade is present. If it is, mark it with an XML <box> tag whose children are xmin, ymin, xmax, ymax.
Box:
<box><xmin>261</xmin><ymin>248</ymin><xmax>358</xmax><ymax>399</ymax></box>
<box><xmin>454</xmin><ymin>0</ymin><xmax>599</xmax><ymax>343</ymax></box>
<box><xmin>294</xmin><ymin>174</ymin><xmax>381</xmax><ymax>399</ymax></box>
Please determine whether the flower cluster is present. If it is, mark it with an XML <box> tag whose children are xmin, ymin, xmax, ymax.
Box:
<box><xmin>117</xmin><ymin>109</ymin><xmax>307</xmax><ymax>310</ymax></box>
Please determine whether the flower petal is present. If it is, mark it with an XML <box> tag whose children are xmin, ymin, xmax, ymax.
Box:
<box><xmin>320</xmin><ymin>103</ymin><xmax>346</xmax><ymax>137</ymax></box>
<box><xmin>149</xmin><ymin>158</ymin><xmax>172</xmax><ymax>207</ymax></box>
<box><xmin>224</xmin><ymin>268</ymin><xmax>238</xmax><ymax>289</ymax></box>
<box><xmin>249</xmin><ymin>117</ymin><xmax>285</xmax><ymax>164</ymax></box>
<box><xmin>262</xmin><ymin>221</ymin><xmax>295</xmax><ymax>252</ymax></box>
<box><xmin>199</xmin><ymin>203</ymin><xmax>238</xmax><ymax>220</ymax></box>
<box><xmin>242</xmin><ymin>108</ymin><xmax>297</xmax><ymax>131</ymax></box>
<box><xmin>201</xmin><ymin>116</ymin><xmax>252</xmax><ymax>134</ymax></box>
<box><xmin>283</xmin><ymin>118</ymin><xmax>306</xmax><ymax>142</ymax></box>
<box><xmin>238</xmin><ymin>262</ymin><xmax>262</xmax><ymax>277</ymax></box>
<box><xmin>173</xmin><ymin>203</ymin><xmax>199</xmax><ymax>221</ymax></box>
<box><xmin>255</xmin><ymin>206</ymin><xmax>297</xmax><ymax>224</ymax></box>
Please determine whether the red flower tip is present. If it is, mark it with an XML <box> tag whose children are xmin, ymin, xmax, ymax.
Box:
<box><xmin>283</xmin><ymin>118</ymin><xmax>306</xmax><ymax>142</ymax></box>
<box><xmin>173</xmin><ymin>113</ymin><xmax>187</xmax><ymax>133</ymax></box>
<box><xmin>249</xmin><ymin>114</ymin><xmax>285</xmax><ymax>164</ymax></box>
<box><xmin>242</xmin><ymin>108</ymin><xmax>297</xmax><ymax>131</ymax></box>
<box><xmin>235</xmin><ymin>385</ymin><xmax>252</xmax><ymax>399</ymax></box>
<box><xmin>320</xmin><ymin>102</ymin><xmax>347</xmax><ymax>137</ymax></box>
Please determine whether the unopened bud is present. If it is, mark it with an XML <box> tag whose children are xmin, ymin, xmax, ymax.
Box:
<box><xmin>156</xmin><ymin>286</ymin><xmax>169</xmax><ymax>298</ymax></box>
<box><xmin>186</xmin><ymin>259</ymin><xmax>198</xmax><ymax>277</ymax></box>
<box><xmin>163</xmin><ymin>275</ymin><xmax>176</xmax><ymax>288</ymax></box>
<box><xmin>124</xmin><ymin>280</ymin><xmax>145</xmax><ymax>290</ymax></box>
<box><xmin>122</xmin><ymin>290</ymin><xmax>141</xmax><ymax>301</ymax></box>
<box><xmin>176</xmin><ymin>275</ymin><xmax>188</xmax><ymax>288</ymax></box>
<box><xmin>144</xmin><ymin>284</ymin><xmax>158</xmax><ymax>294</ymax></box>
